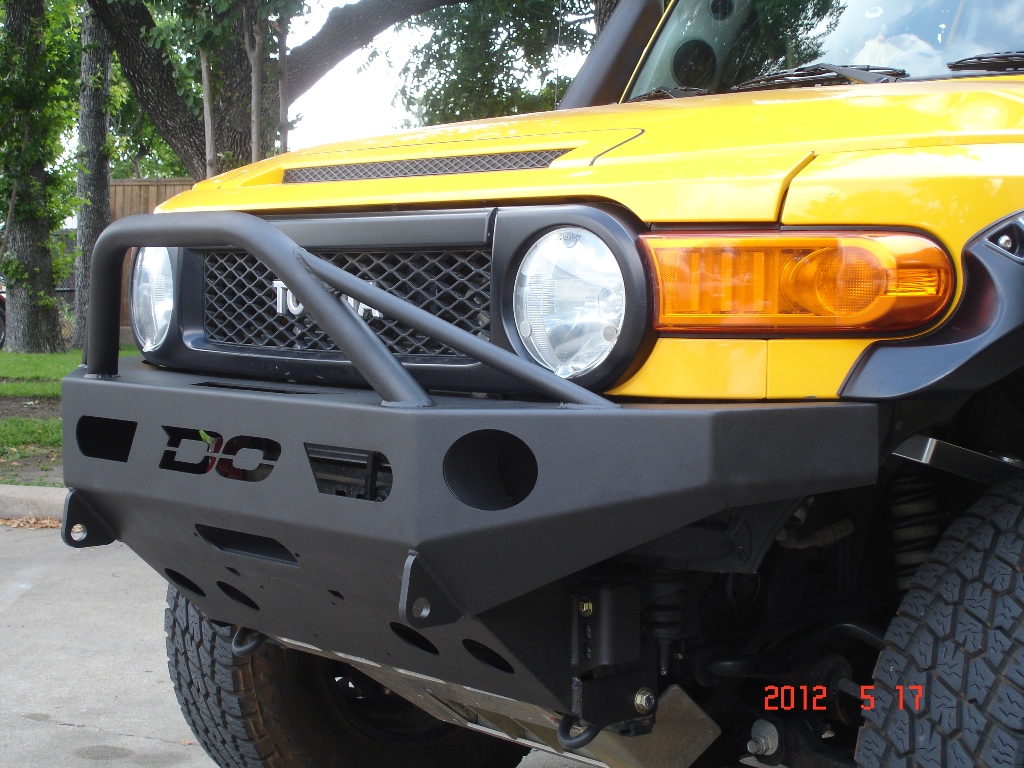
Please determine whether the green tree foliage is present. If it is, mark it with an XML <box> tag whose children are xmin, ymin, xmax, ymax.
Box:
<box><xmin>142</xmin><ymin>0</ymin><xmax>303</xmax><ymax>172</ymax></box>
<box><xmin>0</xmin><ymin>0</ymin><xmax>81</xmax><ymax>252</ymax></box>
<box><xmin>144</xmin><ymin>0</ymin><xmax>300</xmax><ymax>101</ymax></box>
<box><xmin>0</xmin><ymin>0</ymin><xmax>81</xmax><ymax>352</ymax></box>
<box><xmin>90</xmin><ymin>0</ymin><xmax>468</xmax><ymax>178</ymax></box>
<box><xmin>399</xmin><ymin>0</ymin><xmax>593</xmax><ymax>126</ymax></box>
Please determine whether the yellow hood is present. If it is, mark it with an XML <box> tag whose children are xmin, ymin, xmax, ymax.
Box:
<box><xmin>162</xmin><ymin>76</ymin><xmax>1024</xmax><ymax>223</ymax></box>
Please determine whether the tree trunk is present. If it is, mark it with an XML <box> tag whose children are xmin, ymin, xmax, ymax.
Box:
<box><xmin>285</xmin><ymin>0</ymin><xmax>465</xmax><ymax>102</ymax></box>
<box><xmin>211</xmin><ymin>21</ymin><xmax>255</xmax><ymax>172</ymax></box>
<box><xmin>595</xmin><ymin>0</ymin><xmax>620</xmax><ymax>35</ymax></box>
<box><xmin>243</xmin><ymin>3</ymin><xmax>264</xmax><ymax>164</ymax></box>
<box><xmin>252</xmin><ymin>30</ymin><xmax>263</xmax><ymax>165</ymax></box>
<box><xmin>6</xmin><ymin>215</ymin><xmax>63</xmax><ymax>353</ymax></box>
<box><xmin>85</xmin><ymin>0</ymin><xmax>206</xmax><ymax>180</ymax></box>
<box><xmin>200</xmin><ymin>47</ymin><xmax>217</xmax><ymax>178</ymax></box>
<box><xmin>278</xmin><ymin>17</ymin><xmax>289</xmax><ymax>154</ymax></box>
<box><xmin>72</xmin><ymin>5</ymin><xmax>111</xmax><ymax>350</ymax></box>
<box><xmin>2</xmin><ymin>0</ymin><xmax>63</xmax><ymax>353</ymax></box>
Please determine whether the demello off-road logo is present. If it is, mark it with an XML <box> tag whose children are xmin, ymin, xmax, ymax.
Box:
<box><xmin>159</xmin><ymin>426</ymin><xmax>282</xmax><ymax>483</ymax></box>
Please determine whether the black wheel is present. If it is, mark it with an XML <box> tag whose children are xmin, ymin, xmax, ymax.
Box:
<box><xmin>165</xmin><ymin>586</ymin><xmax>528</xmax><ymax>768</ymax></box>
<box><xmin>856</xmin><ymin>480</ymin><xmax>1024</xmax><ymax>768</ymax></box>
<box><xmin>0</xmin><ymin>303</ymin><xmax>6</xmax><ymax>349</ymax></box>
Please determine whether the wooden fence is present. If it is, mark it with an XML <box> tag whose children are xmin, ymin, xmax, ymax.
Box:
<box><xmin>111</xmin><ymin>179</ymin><xmax>195</xmax><ymax>325</ymax></box>
<box><xmin>110</xmin><ymin>178</ymin><xmax>195</xmax><ymax>221</ymax></box>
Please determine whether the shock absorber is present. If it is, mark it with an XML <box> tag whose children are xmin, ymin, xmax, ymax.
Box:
<box><xmin>643</xmin><ymin>591</ymin><xmax>690</xmax><ymax>676</ymax></box>
<box><xmin>888</xmin><ymin>464</ymin><xmax>948</xmax><ymax>591</ymax></box>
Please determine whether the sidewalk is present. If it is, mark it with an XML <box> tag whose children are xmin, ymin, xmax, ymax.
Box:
<box><xmin>0</xmin><ymin>484</ymin><xmax>65</xmax><ymax>520</ymax></box>
<box><xmin>0</xmin><ymin>527</ymin><xmax>216</xmax><ymax>768</ymax></box>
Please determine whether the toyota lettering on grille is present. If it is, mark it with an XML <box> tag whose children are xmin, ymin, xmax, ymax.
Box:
<box><xmin>271</xmin><ymin>279</ymin><xmax>382</xmax><ymax>321</ymax></box>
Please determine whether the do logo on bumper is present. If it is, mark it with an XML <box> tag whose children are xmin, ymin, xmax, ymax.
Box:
<box><xmin>160</xmin><ymin>427</ymin><xmax>281</xmax><ymax>482</ymax></box>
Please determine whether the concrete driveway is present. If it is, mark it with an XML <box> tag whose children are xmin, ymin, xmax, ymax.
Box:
<box><xmin>0</xmin><ymin>520</ymin><xmax>577</xmax><ymax>768</ymax></box>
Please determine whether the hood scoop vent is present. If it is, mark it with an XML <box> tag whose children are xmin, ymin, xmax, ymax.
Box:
<box><xmin>284</xmin><ymin>149</ymin><xmax>570</xmax><ymax>184</ymax></box>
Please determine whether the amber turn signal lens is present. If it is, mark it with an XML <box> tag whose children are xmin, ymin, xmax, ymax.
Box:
<box><xmin>641</xmin><ymin>232</ymin><xmax>954</xmax><ymax>333</ymax></box>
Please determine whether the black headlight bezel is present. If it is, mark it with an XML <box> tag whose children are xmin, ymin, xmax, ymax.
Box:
<box><xmin>491</xmin><ymin>205</ymin><xmax>653</xmax><ymax>392</ymax></box>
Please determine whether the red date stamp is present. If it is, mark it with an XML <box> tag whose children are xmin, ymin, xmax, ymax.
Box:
<box><xmin>764</xmin><ymin>685</ymin><xmax>828</xmax><ymax>711</ymax></box>
<box><xmin>764</xmin><ymin>685</ymin><xmax>924</xmax><ymax>711</ymax></box>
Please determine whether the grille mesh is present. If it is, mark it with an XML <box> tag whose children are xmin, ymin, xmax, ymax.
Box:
<box><xmin>203</xmin><ymin>248</ymin><xmax>491</xmax><ymax>359</ymax></box>
<box><xmin>283</xmin><ymin>149</ymin><xmax>569</xmax><ymax>184</ymax></box>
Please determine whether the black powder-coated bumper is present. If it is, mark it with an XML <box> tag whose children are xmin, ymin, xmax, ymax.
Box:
<box><xmin>62</xmin><ymin>358</ymin><xmax>879</xmax><ymax>713</ymax></box>
<box><xmin>65</xmin><ymin>209</ymin><xmax>882</xmax><ymax>718</ymax></box>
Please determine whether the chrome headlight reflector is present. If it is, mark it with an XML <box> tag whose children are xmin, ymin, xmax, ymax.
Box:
<box><xmin>130</xmin><ymin>246</ymin><xmax>174</xmax><ymax>352</ymax></box>
<box><xmin>512</xmin><ymin>227</ymin><xmax>627</xmax><ymax>379</ymax></box>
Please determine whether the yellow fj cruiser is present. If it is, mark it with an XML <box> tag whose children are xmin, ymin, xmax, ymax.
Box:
<box><xmin>62</xmin><ymin>1</ymin><xmax>1024</xmax><ymax>766</ymax></box>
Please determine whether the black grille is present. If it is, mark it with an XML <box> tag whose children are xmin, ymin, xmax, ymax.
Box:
<box><xmin>283</xmin><ymin>149</ymin><xmax>570</xmax><ymax>184</ymax></box>
<box><xmin>203</xmin><ymin>248</ymin><xmax>490</xmax><ymax>359</ymax></box>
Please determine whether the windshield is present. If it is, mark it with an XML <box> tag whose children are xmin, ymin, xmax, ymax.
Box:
<box><xmin>626</xmin><ymin>0</ymin><xmax>1024</xmax><ymax>97</ymax></box>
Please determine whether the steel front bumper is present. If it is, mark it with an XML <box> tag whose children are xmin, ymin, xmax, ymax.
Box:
<box><xmin>65</xmin><ymin>209</ymin><xmax>879</xmax><ymax>723</ymax></box>
<box><xmin>62</xmin><ymin>358</ymin><xmax>878</xmax><ymax>713</ymax></box>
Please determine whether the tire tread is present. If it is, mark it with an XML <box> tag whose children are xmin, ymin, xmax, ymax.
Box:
<box><xmin>856</xmin><ymin>480</ymin><xmax>1024</xmax><ymax>768</ymax></box>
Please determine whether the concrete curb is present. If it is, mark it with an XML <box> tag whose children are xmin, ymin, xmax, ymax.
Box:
<box><xmin>0</xmin><ymin>485</ymin><xmax>66</xmax><ymax>520</ymax></box>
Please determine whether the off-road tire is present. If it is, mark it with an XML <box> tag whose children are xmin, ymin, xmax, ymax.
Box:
<box><xmin>856</xmin><ymin>480</ymin><xmax>1024</xmax><ymax>767</ymax></box>
<box><xmin>165</xmin><ymin>586</ymin><xmax>528</xmax><ymax>768</ymax></box>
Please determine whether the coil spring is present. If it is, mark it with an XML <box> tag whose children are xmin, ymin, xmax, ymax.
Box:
<box><xmin>889</xmin><ymin>465</ymin><xmax>949</xmax><ymax>591</ymax></box>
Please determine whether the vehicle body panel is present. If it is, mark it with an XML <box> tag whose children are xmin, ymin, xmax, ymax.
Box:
<box><xmin>156</xmin><ymin>78</ymin><xmax>1024</xmax><ymax>400</ymax></box>
<box><xmin>163</xmin><ymin>78</ymin><xmax>1024</xmax><ymax>226</ymax></box>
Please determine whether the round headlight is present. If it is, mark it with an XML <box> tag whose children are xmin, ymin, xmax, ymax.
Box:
<box><xmin>512</xmin><ymin>227</ymin><xmax>626</xmax><ymax>379</ymax></box>
<box><xmin>131</xmin><ymin>246</ymin><xmax>174</xmax><ymax>352</ymax></box>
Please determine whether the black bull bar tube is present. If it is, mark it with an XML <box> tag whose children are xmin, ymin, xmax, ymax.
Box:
<box><xmin>87</xmin><ymin>211</ymin><xmax>612</xmax><ymax>408</ymax></box>
<box><xmin>66</xmin><ymin>211</ymin><xmax>881</xmax><ymax>712</ymax></box>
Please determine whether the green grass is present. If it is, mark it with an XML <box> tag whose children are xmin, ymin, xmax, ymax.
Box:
<box><xmin>0</xmin><ymin>417</ymin><xmax>63</xmax><ymax>486</ymax></box>
<box><xmin>0</xmin><ymin>478</ymin><xmax>63</xmax><ymax>487</ymax></box>
<box><xmin>0</xmin><ymin>346</ymin><xmax>139</xmax><ymax>398</ymax></box>
<box><xmin>0</xmin><ymin>380</ymin><xmax>63</xmax><ymax>398</ymax></box>
<box><xmin>0</xmin><ymin>350</ymin><xmax>82</xmax><ymax>381</ymax></box>
<box><xmin>0</xmin><ymin>417</ymin><xmax>62</xmax><ymax>449</ymax></box>
<box><xmin>0</xmin><ymin>348</ymin><xmax>142</xmax><ymax>483</ymax></box>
